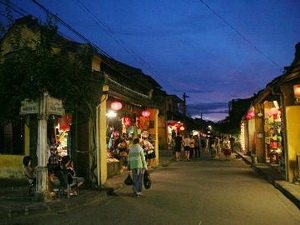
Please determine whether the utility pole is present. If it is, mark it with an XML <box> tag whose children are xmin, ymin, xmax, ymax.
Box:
<box><xmin>183</xmin><ymin>92</ymin><xmax>189</xmax><ymax>117</ymax></box>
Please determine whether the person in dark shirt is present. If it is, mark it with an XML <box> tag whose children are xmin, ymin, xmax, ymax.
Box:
<box><xmin>174</xmin><ymin>134</ymin><xmax>183</xmax><ymax>161</ymax></box>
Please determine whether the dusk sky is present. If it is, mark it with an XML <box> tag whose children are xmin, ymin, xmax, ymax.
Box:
<box><xmin>1</xmin><ymin>0</ymin><xmax>300</xmax><ymax>121</ymax></box>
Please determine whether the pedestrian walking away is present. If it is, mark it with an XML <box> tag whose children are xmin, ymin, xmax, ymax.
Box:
<box><xmin>127</xmin><ymin>138</ymin><xmax>148</xmax><ymax>197</ymax></box>
<box><xmin>174</xmin><ymin>133</ymin><xmax>183</xmax><ymax>161</ymax></box>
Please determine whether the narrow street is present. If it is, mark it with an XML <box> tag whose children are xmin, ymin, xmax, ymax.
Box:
<box><xmin>7</xmin><ymin>154</ymin><xmax>300</xmax><ymax>225</ymax></box>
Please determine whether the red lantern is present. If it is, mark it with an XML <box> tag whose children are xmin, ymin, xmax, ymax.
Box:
<box><xmin>111</xmin><ymin>101</ymin><xmax>122</xmax><ymax>111</ymax></box>
<box><xmin>58</xmin><ymin>114</ymin><xmax>72</xmax><ymax>131</ymax></box>
<box><xmin>123</xmin><ymin>117</ymin><xmax>131</xmax><ymax>126</ymax></box>
<box><xmin>141</xmin><ymin>110</ymin><xmax>151</xmax><ymax>117</ymax></box>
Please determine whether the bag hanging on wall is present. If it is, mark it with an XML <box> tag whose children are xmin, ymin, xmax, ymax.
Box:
<box><xmin>143</xmin><ymin>170</ymin><xmax>151</xmax><ymax>189</ymax></box>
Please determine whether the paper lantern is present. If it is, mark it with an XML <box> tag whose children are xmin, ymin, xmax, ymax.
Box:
<box><xmin>111</xmin><ymin>101</ymin><xmax>122</xmax><ymax>111</ymax></box>
<box><xmin>142</xmin><ymin>110</ymin><xmax>151</xmax><ymax>117</ymax></box>
<box><xmin>293</xmin><ymin>84</ymin><xmax>300</xmax><ymax>103</ymax></box>
<box><xmin>58</xmin><ymin>114</ymin><xmax>72</xmax><ymax>131</ymax></box>
<box><xmin>123</xmin><ymin>117</ymin><xmax>131</xmax><ymax>126</ymax></box>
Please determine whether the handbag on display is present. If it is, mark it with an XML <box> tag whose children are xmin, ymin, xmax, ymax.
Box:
<box><xmin>124</xmin><ymin>173</ymin><xmax>133</xmax><ymax>185</ymax></box>
<box><xmin>143</xmin><ymin>170</ymin><xmax>151</xmax><ymax>189</ymax></box>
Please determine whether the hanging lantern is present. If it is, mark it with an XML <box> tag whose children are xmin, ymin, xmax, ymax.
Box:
<box><xmin>141</xmin><ymin>110</ymin><xmax>151</xmax><ymax>117</ymax></box>
<box><xmin>122</xmin><ymin>116</ymin><xmax>131</xmax><ymax>126</ymax></box>
<box><xmin>111</xmin><ymin>101</ymin><xmax>122</xmax><ymax>111</ymax></box>
<box><xmin>57</xmin><ymin>114</ymin><xmax>72</xmax><ymax>131</ymax></box>
<box><xmin>245</xmin><ymin>106</ymin><xmax>255</xmax><ymax>120</ymax></box>
<box><xmin>293</xmin><ymin>84</ymin><xmax>300</xmax><ymax>103</ymax></box>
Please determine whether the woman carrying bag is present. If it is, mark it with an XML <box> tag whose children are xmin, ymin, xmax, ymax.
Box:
<box><xmin>127</xmin><ymin>138</ymin><xmax>148</xmax><ymax>197</ymax></box>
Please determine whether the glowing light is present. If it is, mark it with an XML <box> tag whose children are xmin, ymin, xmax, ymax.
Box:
<box><xmin>293</xmin><ymin>84</ymin><xmax>300</xmax><ymax>103</ymax></box>
<box><xmin>141</xmin><ymin>110</ymin><xmax>151</xmax><ymax>117</ymax></box>
<box><xmin>111</xmin><ymin>101</ymin><xmax>122</xmax><ymax>111</ymax></box>
<box><xmin>106</xmin><ymin>110</ymin><xmax>117</xmax><ymax>118</ymax></box>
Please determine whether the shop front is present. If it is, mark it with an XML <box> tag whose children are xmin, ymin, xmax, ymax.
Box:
<box><xmin>166</xmin><ymin>120</ymin><xmax>184</xmax><ymax>150</ymax></box>
<box><xmin>47</xmin><ymin>114</ymin><xmax>73</xmax><ymax>158</ymax></box>
<box><xmin>105</xmin><ymin>98</ymin><xmax>158</xmax><ymax>178</ymax></box>
<box><xmin>263</xmin><ymin>101</ymin><xmax>283</xmax><ymax>166</ymax></box>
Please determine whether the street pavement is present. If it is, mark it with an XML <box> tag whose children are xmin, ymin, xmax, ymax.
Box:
<box><xmin>1</xmin><ymin>148</ymin><xmax>300</xmax><ymax>223</ymax></box>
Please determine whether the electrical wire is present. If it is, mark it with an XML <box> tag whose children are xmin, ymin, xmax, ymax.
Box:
<box><xmin>0</xmin><ymin>0</ymin><xmax>27</xmax><ymax>17</ymax></box>
<box><xmin>75</xmin><ymin>0</ymin><xmax>147</xmax><ymax>66</ymax></box>
<box><xmin>2</xmin><ymin>0</ymin><xmax>172</xmax><ymax>94</ymax></box>
<box><xmin>74</xmin><ymin>0</ymin><xmax>169</xmax><ymax>88</ymax></box>
<box><xmin>31</xmin><ymin>0</ymin><xmax>113</xmax><ymax>59</ymax></box>
<box><xmin>198</xmin><ymin>0</ymin><xmax>282</xmax><ymax>69</ymax></box>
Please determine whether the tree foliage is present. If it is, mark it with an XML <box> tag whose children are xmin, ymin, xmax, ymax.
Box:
<box><xmin>0</xmin><ymin>21</ymin><xmax>103</xmax><ymax>124</ymax></box>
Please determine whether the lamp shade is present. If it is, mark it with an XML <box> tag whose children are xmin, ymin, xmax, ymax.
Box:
<box><xmin>293</xmin><ymin>84</ymin><xmax>300</xmax><ymax>99</ymax></box>
<box><xmin>142</xmin><ymin>110</ymin><xmax>151</xmax><ymax>117</ymax></box>
<box><xmin>111</xmin><ymin>101</ymin><xmax>122</xmax><ymax>111</ymax></box>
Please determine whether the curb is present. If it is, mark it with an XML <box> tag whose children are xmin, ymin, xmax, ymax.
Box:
<box><xmin>0</xmin><ymin>157</ymin><xmax>174</xmax><ymax>221</ymax></box>
<box><xmin>236</xmin><ymin>151</ymin><xmax>300</xmax><ymax>209</ymax></box>
<box><xmin>0</xmin><ymin>188</ymin><xmax>109</xmax><ymax>220</ymax></box>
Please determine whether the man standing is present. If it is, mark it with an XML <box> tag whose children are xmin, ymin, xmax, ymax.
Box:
<box><xmin>128</xmin><ymin>138</ymin><xmax>148</xmax><ymax>197</ymax></box>
<box><xmin>174</xmin><ymin>133</ymin><xmax>183</xmax><ymax>161</ymax></box>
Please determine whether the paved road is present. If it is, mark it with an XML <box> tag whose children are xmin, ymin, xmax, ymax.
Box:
<box><xmin>5</xmin><ymin>156</ymin><xmax>300</xmax><ymax>225</ymax></box>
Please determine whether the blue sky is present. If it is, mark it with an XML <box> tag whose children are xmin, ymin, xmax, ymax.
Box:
<box><xmin>1</xmin><ymin>0</ymin><xmax>299</xmax><ymax>121</ymax></box>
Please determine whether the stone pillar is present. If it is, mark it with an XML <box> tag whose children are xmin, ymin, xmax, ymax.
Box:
<box><xmin>98</xmin><ymin>88</ymin><xmax>108</xmax><ymax>186</ymax></box>
<box><xmin>153</xmin><ymin>108</ymin><xmax>159</xmax><ymax>167</ymax></box>
<box><xmin>36</xmin><ymin>92</ymin><xmax>49</xmax><ymax>200</ymax></box>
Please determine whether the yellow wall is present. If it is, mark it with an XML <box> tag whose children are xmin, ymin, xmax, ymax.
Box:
<box><xmin>0</xmin><ymin>121</ymin><xmax>30</xmax><ymax>179</ymax></box>
<box><xmin>286</xmin><ymin>106</ymin><xmax>300</xmax><ymax>182</ymax></box>
<box><xmin>157</xmin><ymin>115</ymin><xmax>167</xmax><ymax>149</ymax></box>
<box><xmin>0</xmin><ymin>155</ymin><xmax>24</xmax><ymax>178</ymax></box>
<box><xmin>98</xmin><ymin>93</ymin><xmax>108</xmax><ymax>185</ymax></box>
<box><xmin>248</xmin><ymin>118</ymin><xmax>256</xmax><ymax>154</ymax></box>
<box><xmin>1</xmin><ymin>25</ymin><xmax>38</xmax><ymax>57</ymax></box>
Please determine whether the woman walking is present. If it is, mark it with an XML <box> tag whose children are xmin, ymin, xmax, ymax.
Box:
<box><xmin>128</xmin><ymin>138</ymin><xmax>148</xmax><ymax>197</ymax></box>
<box><xmin>222</xmin><ymin>136</ymin><xmax>232</xmax><ymax>160</ymax></box>
<box><xmin>183</xmin><ymin>134</ymin><xmax>191</xmax><ymax>161</ymax></box>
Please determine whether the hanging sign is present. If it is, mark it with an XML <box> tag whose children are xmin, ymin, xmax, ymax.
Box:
<box><xmin>47</xmin><ymin>96</ymin><xmax>65</xmax><ymax>115</ymax></box>
<box><xmin>20</xmin><ymin>99</ymin><xmax>39</xmax><ymax>115</ymax></box>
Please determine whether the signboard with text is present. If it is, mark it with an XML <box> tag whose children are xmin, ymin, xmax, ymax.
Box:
<box><xmin>47</xmin><ymin>96</ymin><xmax>65</xmax><ymax>115</ymax></box>
<box><xmin>20</xmin><ymin>99</ymin><xmax>39</xmax><ymax>115</ymax></box>
<box><xmin>20</xmin><ymin>96</ymin><xmax>65</xmax><ymax>115</ymax></box>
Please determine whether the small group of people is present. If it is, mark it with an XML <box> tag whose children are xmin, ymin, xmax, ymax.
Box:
<box><xmin>22</xmin><ymin>147</ymin><xmax>84</xmax><ymax>197</ymax></box>
<box><xmin>108</xmin><ymin>132</ymin><xmax>156</xmax><ymax>170</ymax></box>
<box><xmin>173</xmin><ymin>134</ymin><xmax>201</xmax><ymax>161</ymax></box>
<box><xmin>48</xmin><ymin>147</ymin><xmax>84</xmax><ymax>196</ymax></box>
<box><xmin>173</xmin><ymin>133</ymin><xmax>235</xmax><ymax>161</ymax></box>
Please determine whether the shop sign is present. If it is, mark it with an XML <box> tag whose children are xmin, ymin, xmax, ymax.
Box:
<box><xmin>20</xmin><ymin>99</ymin><xmax>39</xmax><ymax>115</ymax></box>
<box><xmin>47</xmin><ymin>96</ymin><xmax>65</xmax><ymax>115</ymax></box>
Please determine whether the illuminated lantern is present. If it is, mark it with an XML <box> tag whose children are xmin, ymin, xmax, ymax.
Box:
<box><xmin>246</xmin><ymin>106</ymin><xmax>255</xmax><ymax>120</ymax></box>
<box><xmin>111</xmin><ymin>101</ymin><xmax>122</xmax><ymax>111</ymax></box>
<box><xmin>58</xmin><ymin>114</ymin><xmax>72</xmax><ymax>131</ymax></box>
<box><xmin>179</xmin><ymin>126</ymin><xmax>185</xmax><ymax>131</ymax></box>
<box><xmin>293</xmin><ymin>84</ymin><xmax>300</xmax><ymax>103</ymax></box>
<box><xmin>141</xmin><ymin>110</ymin><xmax>151</xmax><ymax>117</ymax></box>
<box><xmin>123</xmin><ymin>117</ymin><xmax>131</xmax><ymax>126</ymax></box>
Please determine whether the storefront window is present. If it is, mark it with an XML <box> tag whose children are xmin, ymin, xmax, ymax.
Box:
<box><xmin>106</xmin><ymin>100</ymin><xmax>155</xmax><ymax>168</ymax></box>
<box><xmin>264</xmin><ymin>102</ymin><xmax>282</xmax><ymax>165</ymax></box>
<box><xmin>47</xmin><ymin>114</ymin><xmax>72</xmax><ymax>157</ymax></box>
